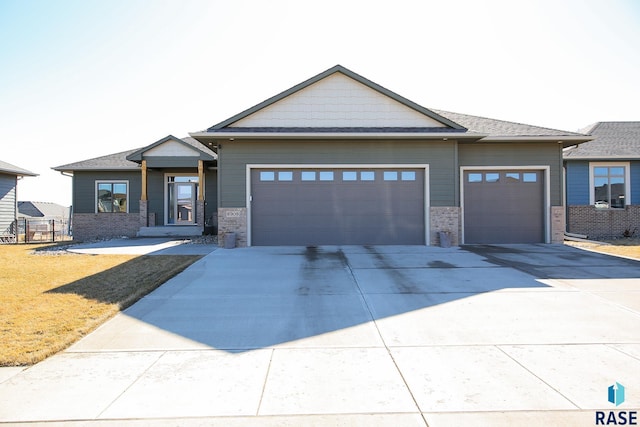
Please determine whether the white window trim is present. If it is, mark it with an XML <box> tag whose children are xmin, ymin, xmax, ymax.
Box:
<box><xmin>459</xmin><ymin>166</ymin><xmax>551</xmax><ymax>244</ymax></box>
<box><xmin>589</xmin><ymin>162</ymin><xmax>631</xmax><ymax>207</ymax></box>
<box><xmin>246</xmin><ymin>164</ymin><xmax>430</xmax><ymax>247</ymax></box>
<box><xmin>95</xmin><ymin>180</ymin><xmax>129</xmax><ymax>213</ymax></box>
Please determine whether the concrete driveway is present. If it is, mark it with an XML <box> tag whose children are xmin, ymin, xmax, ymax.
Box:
<box><xmin>1</xmin><ymin>244</ymin><xmax>639</xmax><ymax>426</ymax></box>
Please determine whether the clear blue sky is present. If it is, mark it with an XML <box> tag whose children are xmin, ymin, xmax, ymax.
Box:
<box><xmin>1</xmin><ymin>0</ymin><xmax>639</xmax><ymax>205</ymax></box>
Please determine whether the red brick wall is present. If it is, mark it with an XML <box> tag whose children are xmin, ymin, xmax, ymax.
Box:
<box><xmin>567</xmin><ymin>205</ymin><xmax>640</xmax><ymax>240</ymax></box>
<box><xmin>72</xmin><ymin>213</ymin><xmax>140</xmax><ymax>242</ymax></box>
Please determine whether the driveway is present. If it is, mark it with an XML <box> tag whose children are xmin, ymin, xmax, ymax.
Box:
<box><xmin>1</xmin><ymin>244</ymin><xmax>639</xmax><ymax>426</ymax></box>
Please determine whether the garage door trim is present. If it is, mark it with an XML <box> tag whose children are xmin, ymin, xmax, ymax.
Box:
<box><xmin>246</xmin><ymin>164</ymin><xmax>430</xmax><ymax>246</ymax></box>
<box><xmin>459</xmin><ymin>165</ymin><xmax>550</xmax><ymax>244</ymax></box>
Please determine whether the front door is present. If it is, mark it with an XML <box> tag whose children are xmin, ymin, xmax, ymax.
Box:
<box><xmin>167</xmin><ymin>182</ymin><xmax>196</xmax><ymax>225</ymax></box>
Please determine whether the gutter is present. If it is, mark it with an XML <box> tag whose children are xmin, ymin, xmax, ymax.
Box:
<box><xmin>190</xmin><ymin>131</ymin><xmax>487</xmax><ymax>141</ymax></box>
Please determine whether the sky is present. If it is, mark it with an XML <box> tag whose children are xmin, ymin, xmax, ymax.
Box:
<box><xmin>1</xmin><ymin>0</ymin><xmax>639</xmax><ymax>206</ymax></box>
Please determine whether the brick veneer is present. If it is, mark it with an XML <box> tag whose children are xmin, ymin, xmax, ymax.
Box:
<box><xmin>430</xmin><ymin>207</ymin><xmax>460</xmax><ymax>246</ymax></box>
<box><xmin>218</xmin><ymin>208</ymin><xmax>247</xmax><ymax>247</ymax></box>
<box><xmin>551</xmin><ymin>206</ymin><xmax>565</xmax><ymax>244</ymax></box>
<box><xmin>73</xmin><ymin>213</ymin><xmax>140</xmax><ymax>242</ymax></box>
<box><xmin>568</xmin><ymin>205</ymin><xmax>640</xmax><ymax>240</ymax></box>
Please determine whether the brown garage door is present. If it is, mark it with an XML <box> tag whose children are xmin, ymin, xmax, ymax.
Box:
<box><xmin>463</xmin><ymin>170</ymin><xmax>544</xmax><ymax>244</ymax></box>
<box><xmin>251</xmin><ymin>168</ymin><xmax>425</xmax><ymax>245</ymax></box>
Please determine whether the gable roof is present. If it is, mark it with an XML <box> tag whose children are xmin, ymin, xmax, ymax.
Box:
<box><xmin>191</xmin><ymin>65</ymin><xmax>591</xmax><ymax>145</ymax></box>
<box><xmin>200</xmin><ymin>64</ymin><xmax>467</xmax><ymax>134</ymax></box>
<box><xmin>564</xmin><ymin>122</ymin><xmax>640</xmax><ymax>159</ymax></box>
<box><xmin>126</xmin><ymin>135</ymin><xmax>216</xmax><ymax>162</ymax></box>
<box><xmin>53</xmin><ymin>137</ymin><xmax>217</xmax><ymax>172</ymax></box>
<box><xmin>0</xmin><ymin>160</ymin><xmax>37</xmax><ymax>177</ymax></box>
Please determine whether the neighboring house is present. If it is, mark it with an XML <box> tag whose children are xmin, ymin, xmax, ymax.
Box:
<box><xmin>54</xmin><ymin>65</ymin><xmax>591</xmax><ymax>245</ymax></box>
<box><xmin>564</xmin><ymin>121</ymin><xmax>640</xmax><ymax>239</ymax></box>
<box><xmin>0</xmin><ymin>160</ymin><xmax>37</xmax><ymax>241</ymax></box>
<box><xmin>18</xmin><ymin>201</ymin><xmax>71</xmax><ymax>220</ymax></box>
<box><xmin>18</xmin><ymin>201</ymin><xmax>71</xmax><ymax>239</ymax></box>
<box><xmin>53</xmin><ymin>136</ymin><xmax>217</xmax><ymax>242</ymax></box>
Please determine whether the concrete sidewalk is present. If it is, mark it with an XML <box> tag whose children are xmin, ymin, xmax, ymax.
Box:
<box><xmin>1</xmin><ymin>245</ymin><xmax>639</xmax><ymax>426</ymax></box>
<box><xmin>64</xmin><ymin>237</ymin><xmax>218</xmax><ymax>256</ymax></box>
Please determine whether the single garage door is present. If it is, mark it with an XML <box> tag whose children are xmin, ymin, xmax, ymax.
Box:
<box><xmin>251</xmin><ymin>168</ymin><xmax>425</xmax><ymax>245</ymax></box>
<box><xmin>463</xmin><ymin>170</ymin><xmax>544</xmax><ymax>244</ymax></box>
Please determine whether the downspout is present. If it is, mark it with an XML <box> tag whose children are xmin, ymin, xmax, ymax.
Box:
<box><xmin>59</xmin><ymin>171</ymin><xmax>73</xmax><ymax>238</ymax></box>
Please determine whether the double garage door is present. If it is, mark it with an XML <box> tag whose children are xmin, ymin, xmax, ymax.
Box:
<box><xmin>250</xmin><ymin>168</ymin><xmax>425</xmax><ymax>246</ymax></box>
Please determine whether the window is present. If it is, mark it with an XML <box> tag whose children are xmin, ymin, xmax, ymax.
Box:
<box><xmin>485</xmin><ymin>173</ymin><xmax>500</xmax><ymax>183</ymax></box>
<box><xmin>97</xmin><ymin>181</ymin><xmax>128</xmax><ymax>213</ymax></box>
<box><xmin>383</xmin><ymin>171</ymin><xmax>398</xmax><ymax>181</ymax></box>
<box><xmin>260</xmin><ymin>171</ymin><xmax>275</xmax><ymax>181</ymax></box>
<box><xmin>319</xmin><ymin>171</ymin><xmax>334</xmax><ymax>181</ymax></box>
<box><xmin>342</xmin><ymin>171</ymin><xmax>357</xmax><ymax>181</ymax></box>
<box><xmin>591</xmin><ymin>164</ymin><xmax>628</xmax><ymax>209</ymax></box>
<box><xmin>301</xmin><ymin>171</ymin><xmax>316</xmax><ymax>181</ymax></box>
<box><xmin>505</xmin><ymin>173</ymin><xmax>520</xmax><ymax>181</ymax></box>
<box><xmin>278</xmin><ymin>171</ymin><xmax>293</xmax><ymax>181</ymax></box>
<box><xmin>523</xmin><ymin>173</ymin><xmax>537</xmax><ymax>183</ymax></box>
<box><xmin>401</xmin><ymin>171</ymin><xmax>416</xmax><ymax>181</ymax></box>
<box><xmin>468</xmin><ymin>173</ymin><xmax>482</xmax><ymax>183</ymax></box>
<box><xmin>360</xmin><ymin>171</ymin><xmax>375</xmax><ymax>181</ymax></box>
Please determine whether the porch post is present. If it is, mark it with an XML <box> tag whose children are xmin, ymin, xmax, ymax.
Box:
<box><xmin>197</xmin><ymin>160</ymin><xmax>205</xmax><ymax>227</ymax></box>
<box><xmin>198</xmin><ymin>160</ymin><xmax>204</xmax><ymax>201</ymax></box>
<box><xmin>139</xmin><ymin>160</ymin><xmax>148</xmax><ymax>229</ymax></box>
<box><xmin>141</xmin><ymin>160</ymin><xmax>148</xmax><ymax>201</ymax></box>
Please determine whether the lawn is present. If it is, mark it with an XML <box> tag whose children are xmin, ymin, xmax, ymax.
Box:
<box><xmin>566</xmin><ymin>238</ymin><xmax>640</xmax><ymax>260</ymax></box>
<box><xmin>0</xmin><ymin>244</ymin><xmax>201</xmax><ymax>366</ymax></box>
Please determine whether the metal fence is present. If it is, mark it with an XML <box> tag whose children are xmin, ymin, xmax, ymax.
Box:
<box><xmin>0</xmin><ymin>218</ymin><xmax>72</xmax><ymax>244</ymax></box>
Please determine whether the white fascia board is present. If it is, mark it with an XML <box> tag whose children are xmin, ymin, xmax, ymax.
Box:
<box><xmin>190</xmin><ymin>131</ymin><xmax>486</xmax><ymax>140</ymax></box>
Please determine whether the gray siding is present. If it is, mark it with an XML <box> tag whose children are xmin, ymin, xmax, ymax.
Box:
<box><xmin>73</xmin><ymin>171</ymin><xmax>141</xmax><ymax>214</ymax></box>
<box><xmin>219</xmin><ymin>139</ymin><xmax>457</xmax><ymax>208</ymax></box>
<box><xmin>459</xmin><ymin>142</ymin><xmax>563</xmax><ymax>205</ymax></box>
<box><xmin>147</xmin><ymin>170</ymin><xmax>165</xmax><ymax>225</ymax></box>
<box><xmin>0</xmin><ymin>173</ymin><xmax>17</xmax><ymax>233</ymax></box>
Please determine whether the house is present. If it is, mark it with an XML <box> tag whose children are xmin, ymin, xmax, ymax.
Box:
<box><xmin>18</xmin><ymin>201</ymin><xmax>72</xmax><ymax>241</ymax></box>
<box><xmin>564</xmin><ymin>121</ymin><xmax>640</xmax><ymax>239</ymax></box>
<box><xmin>0</xmin><ymin>160</ymin><xmax>37</xmax><ymax>242</ymax></box>
<box><xmin>53</xmin><ymin>136</ymin><xmax>217</xmax><ymax>242</ymax></box>
<box><xmin>54</xmin><ymin>65</ymin><xmax>591</xmax><ymax>246</ymax></box>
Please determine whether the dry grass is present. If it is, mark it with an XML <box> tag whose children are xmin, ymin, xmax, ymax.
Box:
<box><xmin>0</xmin><ymin>244</ymin><xmax>201</xmax><ymax>366</ymax></box>
<box><xmin>566</xmin><ymin>238</ymin><xmax>640</xmax><ymax>260</ymax></box>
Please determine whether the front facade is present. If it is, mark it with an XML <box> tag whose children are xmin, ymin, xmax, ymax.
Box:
<box><xmin>564</xmin><ymin>122</ymin><xmax>640</xmax><ymax>239</ymax></box>
<box><xmin>190</xmin><ymin>65</ymin><xmax>590</xmax><ymax>247</ymax></box>
<box><xmin>54</xmin><ymin>136</ymin><xmax>217</xmax><ymax>242</ymax></box>
<box><xmin>56</xmin><ymin>66</ymin><xmax>590</xmax><ymax>246</ymax></box>
<box><xmin>0</xmin><ymin>160</ymin><xmax>37</xmax><ymax>241</ymax></box>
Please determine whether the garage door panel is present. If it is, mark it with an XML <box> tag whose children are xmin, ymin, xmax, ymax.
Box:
<box><xmin>251</xmin><ymin>168</ymin><xmax>425</xmax><ymax>245</ymax></box>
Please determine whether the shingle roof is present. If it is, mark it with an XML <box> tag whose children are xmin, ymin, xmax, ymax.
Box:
<box><xmin>53</xmin><ymin>137</ymin><xmax>217</xmax><ymax>171</ymax></box>
<box><xmin>432</xmin><ymin>109</ymin><xmax>584</xmax><ymax>137</ymax></box>
<box><xmin>18</xmin><ymin>201</ymin><xmax>70</xmax><ymax>218</ymax></box>
<box><xmin>0</xmin><ymin>160</ymin><xmax>37</xmax><ymax>176</ymax></box>
<box><xmin>53</xmin><ymin>149</ymin><xmax>141</xmax><ymax>171</ymax></box>
<box><xmin>564</xmin><ymin>122</ymin><xmax>640</xmax><ymax>159</ymax></box>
